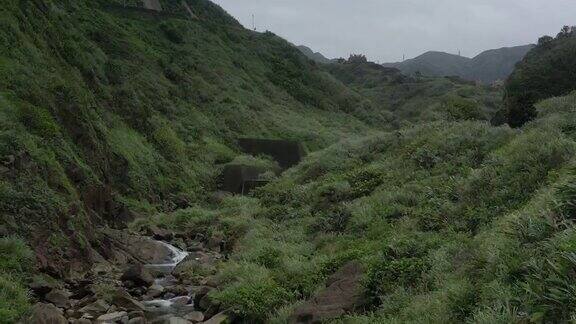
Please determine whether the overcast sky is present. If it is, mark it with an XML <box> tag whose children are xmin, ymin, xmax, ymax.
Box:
<box><xmin>211</xmin><ymin>0</ymin><xmax>576</xmax><ymax>62</ymax></box>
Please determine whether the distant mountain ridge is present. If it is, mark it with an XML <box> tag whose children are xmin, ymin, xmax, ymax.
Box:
<box><xmin>297</xmin><ymin>45</ymin><xmax>334</xmax><ymax>64</ymax></box>
<box><xmin>383</xmin><ymin>45</ymin><xmax>535</xmax><ymax>83</ymax></box>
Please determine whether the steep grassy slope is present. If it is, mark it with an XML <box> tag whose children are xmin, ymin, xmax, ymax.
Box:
<box><xmin>144</xmin><ymin>92</ymin><xmax>576</xmax><ymax>323</ymax></box>
<box><xmin>0</xmin><ymin>0</ymin><xmax>395</xmax><ymax>317</ymax></box>
<box><xmin>0</xmin><ymin>0</ymin><xmax>548</xmax><ymax>322</ymax></box>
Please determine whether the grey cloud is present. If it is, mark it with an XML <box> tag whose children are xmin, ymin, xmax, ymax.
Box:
<box><xmin>211</xmin><ymin>0</ymin><xmax>576</xmax><ymax>62</ymax></box>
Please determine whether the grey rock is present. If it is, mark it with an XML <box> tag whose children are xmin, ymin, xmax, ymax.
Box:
<box><xmin>72</xmin><ymin>319</ymin><xmax>92</xmax><ymax>324</ymax></box>
<box><xmin>201</xmin><ymin>311</ymin><xmax>229</xmax><ymax>324</ymax></box>
<box><xmin>128</xmin><ymin>317</ymin><xmax>146</xmax><ymax>324</ymax></box>
<box><xmin>27</xmin><ymin>303</ymin><xmax>67</xmax><ymax>324</ymax></box>
<box><xmin>45</xmin><ymin>288</ymin><xmax>72</xmax><ymax>308</ymax></box>
<box><xmin>121</xmin><ymin>264</ymin><xmax>155</xmax><ymax>287</ymax></box>
<box><xmin>146</xmin><ymin>284</ymin><xmax>165</xmax><ymax>299</ymax></box>
<box><xmin>166</xmin><ymin>317</ymin><xmax>191</xmax><ymax>324</ymax></box>
<box><xmin>128</xmin><ymin>310</ymin><xmax>145</xmax><ymax>319</ymax></box>
<box><xmin>96</xmin><ymin>311</ymin><xmax>128</xmax><ymax>323</ymax></box>
<box><xmin>79</xmin><ymin>299</ymin><xmax>110</xmax><ymax>317</ymax></box>
<box><xmin>170</xmin><ymin>296</ymin><xmax>191</xmax><ymax>306</ymax></box>
<box><xmin>192</xmin><ymin>286</ymin><xmax>212</xmax><ymax>308</ymax></box>
<box><xmin>183</xmin><ymin>311</ymin><xmax>204</xmax><ymax>323</ymax></box>
<box><xmin>111</xmin><ymin>289</ymin><xmax>146</xmax><ymax>311</ymax></box>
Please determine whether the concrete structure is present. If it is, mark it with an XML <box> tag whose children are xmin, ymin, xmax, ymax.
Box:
<box><xmin>220</xmin><ymin>165</ymin><xmax>270</xmax><ymax>194</ymax></box>
<box><xmin>238</xmin><ymin>138</ymin><xmax>306</xmax><ymax>169</ymax></box>
<box><xmin>142</xmin><ymin>0</ymin><xmax>162</xmax><ymax>11</ymax></box>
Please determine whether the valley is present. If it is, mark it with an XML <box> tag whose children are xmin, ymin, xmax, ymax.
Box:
<box><xmin>1</xmin><ymin>1</ymin><xmax>576</xmax><ymax>324</ymax></box>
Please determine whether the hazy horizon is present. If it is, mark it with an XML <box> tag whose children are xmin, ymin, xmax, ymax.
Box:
<box><xmin>211</xmin><ymin>0</ymin><xmax>575</xmax><ymax>63</ymax></box>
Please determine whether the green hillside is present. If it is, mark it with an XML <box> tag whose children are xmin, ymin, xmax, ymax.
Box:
<box><xmin>0</xmin><ymin>0</ymin><xmax>380</xmax><ymax>263</ymax></box>
<box><xmin>0</xmin><ymin>0</ymin><xmax>573</xmax><ymax>323</ymax></box>
<box><xmin>143</xmin><ymin>91</ymin><xmax>576</xmax><ymax>323</ymax></box>
<box><xmin>505</xmin><ymin>28</ymin><xmax>576</xmax><ymax>127</ymax></box>
<box><xmin>325</xmin><ymin>60</ymin><xmax>502</xmax><ymax>123</ymax></box>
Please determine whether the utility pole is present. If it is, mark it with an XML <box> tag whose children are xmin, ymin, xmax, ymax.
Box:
<box><xmin>252</xmin><ymin>14</ymin><xmax>256</xmax><ymax>31</ymax></box>
<box><xmin>403</xmin><ymin>54</ymin><xmax>405</xmax><ymax>62</ymax></box>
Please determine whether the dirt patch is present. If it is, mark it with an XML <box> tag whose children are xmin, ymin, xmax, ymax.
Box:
<box><xmin>290</xmin><ymin>261</ymin><xmax>367</xmax><ymax>323</ymax></box>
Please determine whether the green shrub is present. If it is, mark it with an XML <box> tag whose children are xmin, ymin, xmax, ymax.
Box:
<box><xmin>0</xmin><ymin>274</ymin><xmax>30</xmax><ymax>324</ymax></box>
<box><xmin>310</xmin><ymin>204</ymin><xmax>352</xmax><ymax>233</ymax></box>
<box><xmin>213</xmin><ymin>262</ymin><xmax>293</xmax><ymax>321</ymax></box>
<box><xmin>441</xmin><ymin>96</ymin><xmax>484</xmax><ymax>121</ymax></box>
<box><xmin>365</xmin><ymin>257</ymin><xmax>427</xmax><ymax>305</ymax></box>
<box><xmin>150</xmin><ymin>116</ymin><xmax>186</xmax><ymax>162</ymax></box>
<box><xmin>160</xmin><ymin>21</ymin><xmax>185</xmax><ymax>44</ymax></box>
<box><xmin>18</xmin><ymin>104</ymin><xmax>60</xmax><ymax>138</ymax></box>
<box><xmin>0</xmin><ymin>236</ymin><xmax>33</xmax><ymax>275</ymax></box>
<box><xmin>0</xmin><ymin>237</ymin><xmax>32</xmax><ymax>323</ymax></box>
<box><xmin>169</xmin><ymin>207</ymin><xmax>217</xmax><ymax>232</ymax></box>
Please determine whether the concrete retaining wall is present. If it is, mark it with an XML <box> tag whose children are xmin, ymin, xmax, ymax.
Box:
<box><xmin>238</xmin><ymin>138</ymin><xmax>306</xmax><ymax>169</ymax></box>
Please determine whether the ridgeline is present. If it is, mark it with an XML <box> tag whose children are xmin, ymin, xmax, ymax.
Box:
<box><xmin>1</xmin><ymin>1</ymin><xmax>576</xmax><ymax>323</ymax></box>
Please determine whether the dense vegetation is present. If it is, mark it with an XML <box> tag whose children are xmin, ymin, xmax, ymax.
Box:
<box><xmin>1</xmin><ymin>0</ymin><xmax>575</xmax><ymax>323</ymax></box>
<box><xmin>140</xmin><ymin>91</ymin><xmax>576</xmax><ymax>323</ymax></box>
<box><xmin>325</xmin><ymin>60</ymin><xmax>501</xmax><ymax>123</ymax></box>
<box><xmin>0</xmin><ymin>0</ymin><xmax>383</xmax><ymax>318</ymax></box>
<box><xmin>505</xmin><ymin>26</ymin><xmax>576</xmax><ymax>127</ymax></box>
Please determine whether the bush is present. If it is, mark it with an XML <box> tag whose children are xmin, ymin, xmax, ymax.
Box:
<box><xmin>365</xmin><ymin>257</ymin><xmax>427</xmax><ymax>305</ymax></box>
<box><xmin>18</xmin><ymin>104</ymin><xmax>60</xmax><ymax>138</ymax></box>
<box><xmin>160</xmin><ymin>21</ymin><xmax>185</xmax><ymax>44</ymax></box>
<box><xmin>310</xmin><ymin>204</ymin><xmax>352</xmax><ymax>233</ymax></box>
<box><xmin>0</xmin><ymin>237</ymin><xmax>32</xmax><ymax>323</ymax></box>
<box><xmin>212</xmin><ymin>262</ymin><xmax>293</xmax><ymax>321</ymax></box>
<box><xmin>0</xmin><ymin>237</ymin><xmax>33</xmax><ymax>275</ymax></box>
<box><xmin>441</xmin><ymin>96</ymin><xmax>483</xmax><ymax>121</ymax></box>
<box><xmin>0</xmin><ymin>274</ymin><xmax>30</xmax><ymax>324</ymax></box>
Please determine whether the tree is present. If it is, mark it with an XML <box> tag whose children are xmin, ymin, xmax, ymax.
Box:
<box><xmin>557</xmin><ymin>25</ymin><xmax>576</xmax><ymax>39</ymax></box>
<box><xmin>538</xmin><ymin>35</ymin><xmax>554</xmax><ymax>47</ymax></box>
<box><xmin>347</xmin><ymin>54</ymin><xmax>368</xmax><ymax>64</ymax></box>
<box><xmin>506</xmin><ymin>94</ymin><xmax>538</xmax><ymax>128</ymax></box>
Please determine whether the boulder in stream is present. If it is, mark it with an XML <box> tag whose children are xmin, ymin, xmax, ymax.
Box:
<box><xmin>111</xmin><ymin>288</ymin><xmax>146</xmax><ymax>312</ymax></box>
<box><xmin>183</xmin><ymin>311</ymin><xmax>204</xmax><ymax>323</ymax></box>
<box><xmin>96</xmin><ymin>311</ymin><xmax>129</xmax><ymax>323</ymax></box>
<box><xmin>79</xmin><ymin>299</ymin><xmax>111</xmax><ymax>317</ymax></box>
<box><xmin>121</xmin><ymin>264</ymin><xmax>155</xmax><ymax>287</ymax></box>
<box><xmin>101</xmin><ymin>228</ymin><xmax>175</xmax><ymax>265</ymax></box>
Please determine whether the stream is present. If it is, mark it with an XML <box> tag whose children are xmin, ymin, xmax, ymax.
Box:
<box><xmin>141</xmin><ymin>241</ymin><xmax>197</xmax><ymax>320</ymax></box>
